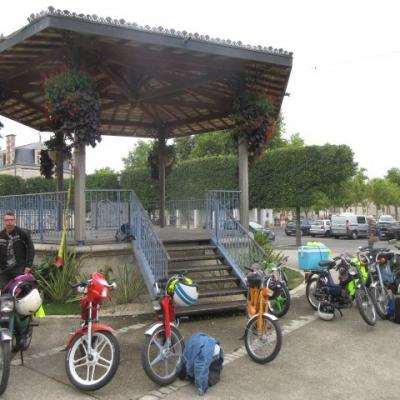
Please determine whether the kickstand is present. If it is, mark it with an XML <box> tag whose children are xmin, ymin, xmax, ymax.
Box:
<box><xmin>335</xmin><ymin>308</ymin><xmax>343</xmax><ymax>318</ymax></box>
<box><xmin>20</xmin><ymin>351</ymin><xmax>24</xmax><ymax>366</ymax></box>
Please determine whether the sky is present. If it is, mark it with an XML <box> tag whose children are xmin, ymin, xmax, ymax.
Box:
<box><xmin>1</xmin><ymin>0</ymin><xmax>400</xmax><ymax>177</ymax></box>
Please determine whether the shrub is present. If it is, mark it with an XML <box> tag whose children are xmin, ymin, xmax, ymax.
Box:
<box><xmin>34</xmin><ymin>249</ymin><xmax>82</xmax><ymax>303</ymax></box>
<box><xmin>111</xmin><ymin>264</ymin><xmax>145</xmax><ymax>305</ymax></box>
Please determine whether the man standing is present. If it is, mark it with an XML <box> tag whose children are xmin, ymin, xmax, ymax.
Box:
<box><xmin>367</xmin><ymin>215</ymin><xmax>377</xmax><ymax>248</ymax></box>
<box><xmin>0</xmin><ymin>212</ymin><xmax>35</xmax><ymax>290</ymax></box>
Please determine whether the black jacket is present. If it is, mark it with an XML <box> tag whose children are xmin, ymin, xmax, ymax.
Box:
<box><xmin>0</xmin><ymin>227</ymin><xmax>35</xmax><ymax>273</ymax></box>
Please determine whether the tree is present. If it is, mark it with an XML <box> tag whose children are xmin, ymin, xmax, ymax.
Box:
<box><xmin>174</xmin><ymin>136</ymin><xmax>195</xmax><ymax>162</ymax></box>
<box><xmin>250</xmin><ymin>144</ymin><xmax>356</xmax><ymax>245</ymax></box>
<box><xmin>122</xmin><ymin>140</ymin><xmax>152</xmax><ymax>169</ymax></box>
<box><xmin>386</xmin><ymin>167</ymin><xmax>400</xmax><ymax>218</ymax></box>
<box><xmin>367</xmin><ymin>178</ymin><xmax>400</xmax><ymax>217</ymax></box>
<box><xmin>86</xmin><ymin>167</ymin><xmax>120</xmax><ymax>189</ymax></box>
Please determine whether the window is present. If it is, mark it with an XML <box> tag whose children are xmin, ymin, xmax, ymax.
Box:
<box><xmin>357</xmin><ymin>217</ymin><xmax>366</xmax><ymax>224</ymax></box>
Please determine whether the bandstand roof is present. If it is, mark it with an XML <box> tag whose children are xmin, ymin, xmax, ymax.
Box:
<box><xmin>0</xmin><ymin>7</ymin><xmax>292</xmax><ymax>138</ymax></box>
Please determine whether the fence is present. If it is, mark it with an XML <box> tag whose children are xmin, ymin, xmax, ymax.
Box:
<box><xmin>0</xmin><ymin>190</ymin><xmax>133</xmax><ymax>242</ymax></box>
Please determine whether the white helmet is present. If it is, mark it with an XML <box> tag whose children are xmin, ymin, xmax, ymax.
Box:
<box><xmin>15</xmin><ymin>288</ymin><xmax>42</xmax><ymax>316</ymax></box>
<box><xmin>317</xmin><ymin>301</ymin><xmax>335</xmax><ymax>321</ymax></box>
<box><xmin>172</xmin><ymin>280</ymin><xmax>199</xmax><ymax>307</ymax></box>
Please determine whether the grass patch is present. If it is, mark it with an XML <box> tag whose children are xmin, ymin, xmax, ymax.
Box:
<box><xmin>44</xmin><ymin>302</ymin><xmax>80</xmax><ymax>315</ymax></box>
<box><xmin>283</xmin><ymin>267</ymin><xmax>304</xmax><ymax>290</ymax></box>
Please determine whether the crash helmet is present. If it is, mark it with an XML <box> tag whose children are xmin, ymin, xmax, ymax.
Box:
<box><xmin>317</xmin><ymin>301</ymin><xmax>335</xmax><ymax>321</ymax></box>
<box><xmin>167</xmin><ymin>276</ymin><xmax>199</xmax><ymax>307</ymax></box>
<box><xmin>12</xmin><ymin>280</ymin><xmax>42</xmax><ymax>316</ymax></box>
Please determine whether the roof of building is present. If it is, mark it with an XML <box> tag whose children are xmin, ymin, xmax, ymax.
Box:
<box><xmin>0</xmin><ymin>7</ymin><xmax>292</xmax><ymax>138</ymax></box>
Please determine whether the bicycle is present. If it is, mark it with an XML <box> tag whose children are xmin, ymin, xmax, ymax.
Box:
<box><xmin>142</xmin><ymin>274</ymin><xmax>198</xmax><ymax>386</ymax></box>
<box><xmin>244</xmin><ymin>265</ymin><xmax>282</xmax><ymax>364</ymax></box>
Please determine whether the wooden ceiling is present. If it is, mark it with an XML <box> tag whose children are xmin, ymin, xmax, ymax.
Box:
<box><xmin>0</xmin><ymin>8</ymin><xmax>292</xmax><ymax>139</ymax></box>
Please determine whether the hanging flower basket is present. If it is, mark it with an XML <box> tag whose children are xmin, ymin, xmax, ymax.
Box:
<box><xmin>232</xmin><ymin>91</ymin><xmax>274</xmax><ymax>158</ymax></box>
<box><xmin>44</xmin><ymin>67</ymin><xmax>101</xmax><ymax>148</ymax></box>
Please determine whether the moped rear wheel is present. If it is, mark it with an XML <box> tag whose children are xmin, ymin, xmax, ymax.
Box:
<box><xmin>65</xmin><ymin>330</ymin><xmax>120</xmax><ymax>391</ymax></box>
<box><xmin>355</xmin><ymin>288</ymin><xmax>376</xmax><ymax>326</ymax></box>
<box><xmin>269</xmin><ymin>285</ymin><xmax>291</xmax><ymax>318</ymax></box>
<box><xmin>369</xmin><ymin>284</ymin><xmax>389</xmax><ymax>320</ymax></box>
<box><xmin>244</xmin><ymin>315</ymin><xmax>282</xmax><ymax>364</ymax></box>
<box><xmin>306</xmin><ymin>277</ymin><xmax>320</xmax><ymax>310</ymax></box>
<box><xmin>142</xmin><ymin>325</ymin><xmax>184</xmax><ymax>386</ymax></box>
<box><xmin>0</xmin><ymin>337</ymin><xmax>11</xmax><ymax>395</ymax></box>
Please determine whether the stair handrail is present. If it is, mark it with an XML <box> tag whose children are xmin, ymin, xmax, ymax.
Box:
<box><xmin>210</xmin><ymin>198</ymin><xmax>265</xmax><ymax>286</ymax></box>
<box><xmin>130</xmin><ymin>192</ymin><xmax>169</xmax><ymax>299</ymax></box>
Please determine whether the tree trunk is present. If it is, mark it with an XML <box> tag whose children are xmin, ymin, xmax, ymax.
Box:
<box><xmin>55</xmin><ymin>132</ymin><xmax>64</xmax><ymax>230</ymax></box>
<box><xmin>295</xmin><ymin>206</ymin><xmax>302</xmax><ymax>247</ymax></box>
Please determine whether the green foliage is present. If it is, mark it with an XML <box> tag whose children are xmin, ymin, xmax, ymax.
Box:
<box><xmin>232</xmin><ymin>92</ymin><xmax>274</xmax><ymax>157</ymax></box>
<box><xmin>254</xmin><ymin>231</ymin><xmax>285</xmax><ymax>265</ymax></box>
<box><xmin>174</xmin><ymin>136</ymin><xmax>195</xmax><ymax>162</ymax></box>
<box><xmin>86</xmin><ymin>167</ymin><xmax>120</xmax><ymax>189</ymax></box>
<box><xmin>123</xmin><ymin>140</ymin><xmax>152</xmax><ymax>169</ymax></box>
<box><xmin>166</xmin><ymin>156</ymin><xmax>238</xmax><ymax>199</ymax></box>
<box><xmin>367</xmin><ymin>178</ymin><xmax>400</xmax><ymax>211</ymax></box>
<box><xmin>111</xmin><ymin>264</ymin><xmax>145</xmax><ymax>305</ymax></box>
<box><xmin>148</xmin><ymin>141</ymin><xmax>176</xmax><ymax>181</ymax></box>
<box><xmin>39</xmin><ymin>150</ymin><xmax>55</xmax><ymax>179</ymax></box>
<box><xmin>120</xmin><ymin>167</ymin><xmax>159</xmax><ymax>209</ymax></box>
<box><xmin>0</xmin><ymin>175</ymin><xmax>25</xmax><ymax>196</ymax></box>
<box><xmin>250</xmin><ymin>144</ymin><xmax>356</xmax><ymax>209</ymax></box>
<box><xmin>24</xmin><ymin>177</ymin><xmax>56</xmax><ymax>193</ymax></box>
<box><xmin>44</xmin><ymin>67</ymin><xmax>101</xmax><ymax>148</ymax></box>
<box><xmin>386</xmin><ymin>168</ymin><xmax>400</xmax><ymax>187</ymax></box>
<box><xmin>190</xmin><ymin>131</ymin><xmax>236</xmax><ymax>158</ymax></box>
<box><xmin>34</xmin><ymin>249</ymin><xmax>82</xmax><ymax>303</ymax></box>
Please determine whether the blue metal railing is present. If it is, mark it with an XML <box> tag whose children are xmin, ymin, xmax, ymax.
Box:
<box><xmin>209</xmin><ymin>197</ymin><xmax>265</xmax><ymax>286</ymax></box>
<box><xmin>0</xmin><ymin>190</ymin><xmax>133</xmax><ymax>242</ymax></box>
<box><xmin>130</xmin><ymin>192</ymin><xmax>169</xmax><ymax>299</ymax></box>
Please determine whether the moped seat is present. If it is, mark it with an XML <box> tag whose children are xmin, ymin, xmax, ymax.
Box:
<box><xmin>319</xmin><ymin>260</ymin><xmax>336</xmax><ymax>269</ymax></box>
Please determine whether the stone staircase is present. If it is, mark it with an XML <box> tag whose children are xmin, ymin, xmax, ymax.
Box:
<box><xmin>163</xmin><ymin>239</ymin><xmax>247</xmax><ymax>316</ymax></box>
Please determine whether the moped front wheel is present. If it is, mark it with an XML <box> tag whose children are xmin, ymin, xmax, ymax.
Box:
<box><xmin>355</xmin><ymin>288</ymin><xmax>376</xmax><ymax>326</ymax></box>
<box><xmin>65</xmin><ymin>330</ymin><xmax>120</xmax><ymax>391</ymax></box>
<box><xmin>0</xmin><ymin>336</ymin><xmax>11</xmax><ymax>395</ymax></box>
<box><xmin>370</xmin><ymin>284</ymin><xmax>389</xmax><ymax>320</ymax></box>
<box><xmin>244</xmin><ymin>315</ymin><xmax>282</xmax><ymax>364</ymax></box>
<box><xmin>142</xmin><ymin>325</ymin><xmax>184</xmax><ymax>386</ymax></box>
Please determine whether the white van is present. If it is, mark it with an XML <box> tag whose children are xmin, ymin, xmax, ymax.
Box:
<box><xmin>331</xmin><ymin>214</ymin><xmax>368</xmax><ymax>239</ymax></box>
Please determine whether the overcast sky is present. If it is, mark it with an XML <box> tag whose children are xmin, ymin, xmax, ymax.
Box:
<box><xmin>1</xmin><ymin>0</ymin><xmax>399</xmax><ymax>177</ymax></box>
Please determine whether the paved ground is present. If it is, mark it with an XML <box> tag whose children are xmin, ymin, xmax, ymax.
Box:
<box><xmin>3</xmin><ymin>285</ymin><xmax>399</xmax><ymax>399</ymax></box>
<box><xmin>2</xmin><ymin>232</ymin><xmax>398</xmax><ymax>399</ymax></box>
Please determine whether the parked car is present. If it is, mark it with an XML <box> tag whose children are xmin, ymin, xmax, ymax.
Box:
<box><xmin>249</xmin><ymin>221</ymin><xmax>275</xmax><ymax>241</ymax></box>
<box><xmin>378</xmin><ymin>214</ymin><xmax>396</xmax><ymax>223</ymax></box>
<box><xmin>331</xmin><ymin>213</ymin><xmax>368</xmax><ymax>239</ymax></box>
<box><xmin>310</xmin><ymin>220</ymin><xmax>331</xmax><ymax>237</ymax></box>
<box><xmin>377</xmin><ymin>221</ymin><xmax>400</xmax><ymax>240</ymax></box>
<box><xmin>285</xmin><ymin>219</ymin><xmax>313</xmax><ymax>236</ymax></box>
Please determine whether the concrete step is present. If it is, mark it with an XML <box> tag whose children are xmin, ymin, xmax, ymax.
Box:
<box><xmin>169</xmin><ymin>254</ymin><xmax>223</xmax><ymax>263</ymax></box>
<box><xmin>199</xmin><ymin>287</ymin><xmax>247</xmax><ymax>298</ymax></box>
<box><xmin>195</xmin><ymin>276</ymin><xmax>241</xmax><ymax>285</ymax></box>
<box><xmin>175</xmin><ymin>300</ymin><xmax>246</xmax><ymax>316</ymax></box>
<box><xmin>168</xmin><ymin>264</ymin><xmax>232</xmax><ymax>274</ymax></box>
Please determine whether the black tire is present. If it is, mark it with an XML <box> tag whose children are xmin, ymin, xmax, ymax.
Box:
<box><xmin>269</xmin><ymin>286</ymin><xmax>291</xmax><ymax>318</ymax></box>
<box><xmin>370</xmin><ymin>285</ymin><xmax>389</xmax><ymax>320</ymax></box>
<box><xmin>244</xmin><ymin>315</ymin><xmax>282</xmax><ymax>364</ymax></box>
<box><xmin>334</xmin><ymin>236</ymin><xmax>339</xmax><ymax>239</ymax></box>
<box><xmin>306</xmin><ymin>277</ymin><xmax>320</xmax><ymax>310</ymax></box>
<box><xmin>65</xmin><ymin>331</ymin><xmax>120</xmax><ymax>391</ymax></box>
<box><xmin>0</xmin><ymin>338</ymin><xmax>11</xmax><ymax>396</ymax></box>
<box><xmin>142</xmin><ymin>325</ymin><xmax>184</xmax><ymax>386</ymax></box>
<box><xmin>351</xmin><ymin>231</ymin><xmax>358</xmax><ymax>240</ymax></box>
<box><xmin>325</xmin><ymin>230</ymin><xmax>331</xmax><ymax>237</ymax></box>
<box><xmin>311</xmin><ymin>234</ymin><xmax>316</xmax><ymax>238</ymax></box>
<box><xmin>355</xmin><ymin>288</ymin><xmax>376</xmax><ymax>326</ymax></box>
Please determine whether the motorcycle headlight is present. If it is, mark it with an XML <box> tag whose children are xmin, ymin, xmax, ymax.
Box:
<box><xmin>1</xmin><ymin>299</ymin><xmax>14</xmax><ymax>313</ymax></box>
<box><xmin>349</xmin><ymin>266</ymin><xmax>358</xmax><ymax>276</ymax></box>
